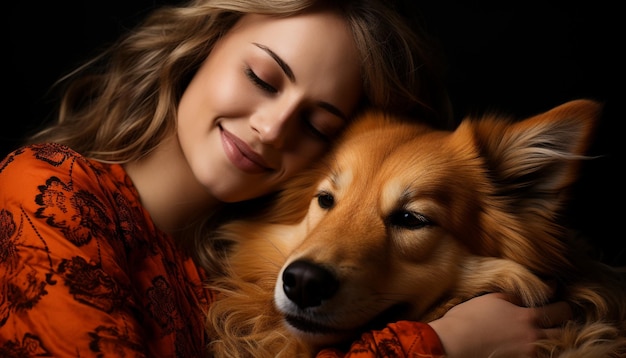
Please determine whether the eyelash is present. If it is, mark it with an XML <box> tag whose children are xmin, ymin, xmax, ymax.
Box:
<box><xmin>245</xmin><ymin>68</ymin><xmax>277</xmax><ymax>94</ymax></box>
<box><xmin>303</xmin><ymin>114</ymin><xmax>332</xmax><ymax>142</ymax></box>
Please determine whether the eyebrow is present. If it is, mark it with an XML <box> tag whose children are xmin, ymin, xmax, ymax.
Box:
<box><xmin>252</xmin><ymin>42</ymin><xmax>349</xmax><ymax>121</ymax></box>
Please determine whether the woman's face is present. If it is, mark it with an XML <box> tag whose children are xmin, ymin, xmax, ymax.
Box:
<box><xmin>177</xmin><ymin>10</ymin><xmax>362</xmax><ymax>202</ymax></box>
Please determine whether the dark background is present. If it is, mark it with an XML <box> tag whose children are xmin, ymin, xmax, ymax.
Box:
<box><xmin>6</xmin><ymin>2</ymin><xmax>624</xmax><ymax>265</ymax></box>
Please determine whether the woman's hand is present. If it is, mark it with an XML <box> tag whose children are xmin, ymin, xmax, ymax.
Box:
<box><xmin>428</xmin><ymin>293</ymin><xmax>573</xmax><ymax>357</ymax></box>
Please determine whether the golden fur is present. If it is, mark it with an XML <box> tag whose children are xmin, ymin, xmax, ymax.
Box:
<box><xmin>206</xmin><ymin>99</ymin><xmax>626</xmax><ymax>357</ymax></box>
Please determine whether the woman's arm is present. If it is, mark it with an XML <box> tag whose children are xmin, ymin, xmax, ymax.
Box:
<box><xmin>0</xmin><ymin>145</ymin><xmax>147</xmax><ymax>357</ymax></box>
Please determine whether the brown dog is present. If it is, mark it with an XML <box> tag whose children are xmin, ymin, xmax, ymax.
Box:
<box><xmin>206</xmin><ymin>99</ymin><xmax>626</xmax><ymax>357</ymax></box>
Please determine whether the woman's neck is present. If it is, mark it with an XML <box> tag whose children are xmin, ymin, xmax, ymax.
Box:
<box><xmin>123</xmin><ymin>134</ymin><xmax>219</xmax><ymax>234</ymax></box>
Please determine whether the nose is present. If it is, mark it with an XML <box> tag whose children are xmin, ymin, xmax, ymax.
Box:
<box><xmin>282</xmin><ymin>259</ymin><xmax>339</xmax><ymax>309</ymax></box>
<box><xmin>250</xmin><ymin>100</ymin><xmax>300</xmax><ymax>148</ymax></box>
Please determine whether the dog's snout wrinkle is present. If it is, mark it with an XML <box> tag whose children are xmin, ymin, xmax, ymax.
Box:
<box><xmin>282</xmin><ymin>260</ymin><xmax>339</xmax><ymax>309</ymax></box>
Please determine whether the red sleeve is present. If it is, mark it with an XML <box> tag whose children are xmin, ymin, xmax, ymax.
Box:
<box><xmin>0</xmin><ymin>144</ymin><xmax>212</xmax><ymax>357</ymax></box>
<box><xmin>316</xmin><ymin>321</ymin><xmax>445</xmax><ymax>358</ymax></box>
<box><xmin>0</xmin><ymin>144</ymin><xmax>148</xmax><ymax>356</ymax></box>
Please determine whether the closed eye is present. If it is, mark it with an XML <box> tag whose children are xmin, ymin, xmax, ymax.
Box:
<box><xmin>300</xmin><ymin>110</ymin><xmax>334</xmax><ymax>142</ymax></box>
<box><xmin>245</xmin><ymin>67</ymin><xmax>277</xmax><ymax>94</ymax></box>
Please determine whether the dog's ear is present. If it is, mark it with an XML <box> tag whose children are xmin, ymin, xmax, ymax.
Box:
<box><xmin>470</xmin><ymin>99</ymin><xmax>602</xmax><ymax>213</ymax></box>
<box><xmin>463</xmin><ymin>99</ymin><xmax>603</xmax><ymax>274</ymax></box>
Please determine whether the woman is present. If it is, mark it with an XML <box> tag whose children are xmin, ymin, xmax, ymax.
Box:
<box><xmin>0</xmin><ymin>0</ymin><xmax>571</xmax><ymax>356</ymax></box>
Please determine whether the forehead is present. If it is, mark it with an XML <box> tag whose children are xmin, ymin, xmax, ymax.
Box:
<box><xmin>226</xmin><ymin>11</ymin><xmax>362</xmax><ymax>96</ymax></box>
<box><xmin>231</xmin><ymin>11</ymin><xmax>353</xmax><ymax>48</ymax></box>
<box><xmin>229</xmin><ymin>11</ymin><xmax>356</xmax><ymax>61</ymax></box>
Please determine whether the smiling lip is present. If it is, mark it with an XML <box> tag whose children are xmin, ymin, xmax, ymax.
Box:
<box><xmin>220</xmin><ymin>126</ymin><xmax>272</xmax><ymax>174</ymax></box>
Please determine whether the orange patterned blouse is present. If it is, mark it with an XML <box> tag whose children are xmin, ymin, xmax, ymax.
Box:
<box><xmin>0</xmin><ymin>143</ymin><xmax>444</xmax><ymax>357</ymax></box>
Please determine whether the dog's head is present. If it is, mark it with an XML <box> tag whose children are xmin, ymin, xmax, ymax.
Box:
<box><xmin>272</xmin><ymin>99</ymin><xmax>602</xmax><ymax>345</ymax></box>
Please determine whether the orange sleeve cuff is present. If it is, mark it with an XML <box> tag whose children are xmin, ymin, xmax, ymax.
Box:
<box><xmin>316</xmin><ymin>320</ymin><xmax>445</xmax><ymax>357</ymax></box>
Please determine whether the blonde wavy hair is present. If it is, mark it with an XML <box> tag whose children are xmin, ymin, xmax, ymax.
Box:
<box><xmin>27</xmin><ymin>0</ymin><xmax>452</xmax><ymax>268</ymax></box>
<box><xmin>29</xmin><ymin>0</ymin><xmax>451</xmax><ymax>159</ymax></box>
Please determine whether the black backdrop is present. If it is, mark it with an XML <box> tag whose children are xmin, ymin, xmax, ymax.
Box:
<box><xmin>6</xmin><ymin>1</ymin><xmax>624</xmax><ymax>265</ymax></box>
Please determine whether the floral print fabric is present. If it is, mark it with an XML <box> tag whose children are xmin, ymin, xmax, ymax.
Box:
<box><xmin>0</xmin><ymin>143</ymin><xmax>212</xmax><ymax>357</ymax></box>
<box><xmin>317</xmin><ymin>321</ymin><xmax>444</xmax><ymax>357</ymax></box>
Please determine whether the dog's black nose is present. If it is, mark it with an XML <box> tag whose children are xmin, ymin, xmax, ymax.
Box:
<box><xmin>282</xmin><ymin>260</ymin><xmax>339</xmax><ymax>309</ymax></box>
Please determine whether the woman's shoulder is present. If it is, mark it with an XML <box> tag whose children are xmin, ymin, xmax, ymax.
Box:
<box><xmin>1</xmin><ymin>142</ymin><xmax>90</xmax><ymax>175</ymax></box>
<box><xmin>0</xmin><ymin>142</ymin><xmax>147</xmax><ymax>251</ymax></box>
<box><xmin>0</xmin><ymin>143</ymin><xmax>132</xmax><ymax>203</ymax></box>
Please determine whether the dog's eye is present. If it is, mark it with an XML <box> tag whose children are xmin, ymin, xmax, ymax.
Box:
<box><xmin>387</xmin><ymin>210</ymin><xmax>431</xmax><ymax>229</ymax></box>
<box><xmin>316</xmin><ymin>192</ymin><xmax>335</xmax><ymax>209</ymax></box>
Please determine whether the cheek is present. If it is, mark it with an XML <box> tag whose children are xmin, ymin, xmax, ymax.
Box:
<box><xmin>179</xmin><ymin>64</ymin><xmax>253</xmax><ymax>122</ymax></box>
<box><xmin>207</xmin><ymin>70</ymin><xmax>251</xmax><ymax>108</ymax></box>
